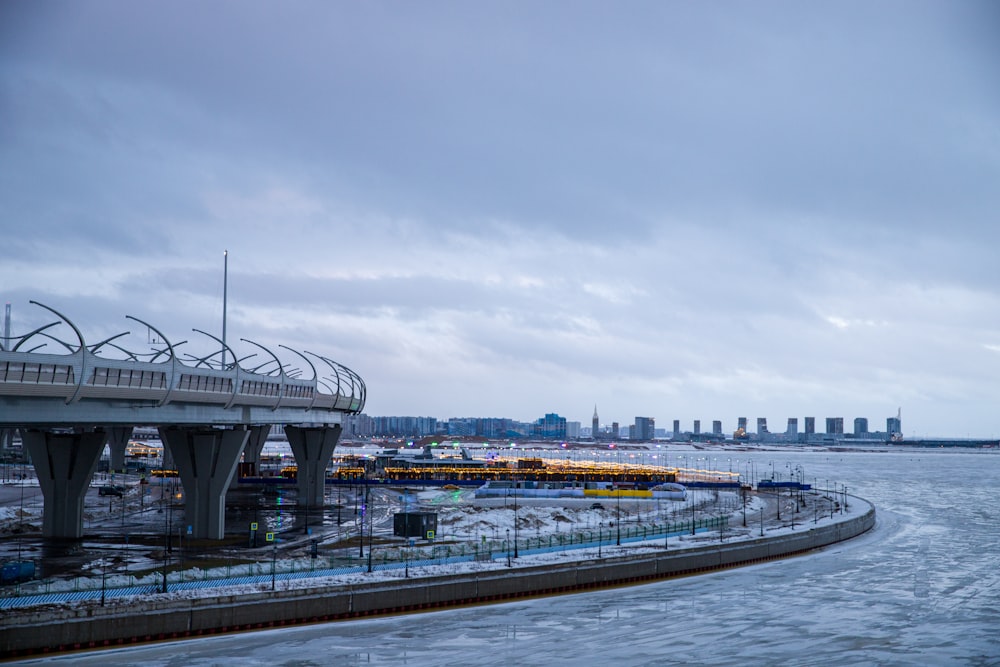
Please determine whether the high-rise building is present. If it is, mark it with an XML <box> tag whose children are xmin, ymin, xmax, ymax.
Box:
<box><xmin>533</xmin><ymin>413</ymin><xmax>567</xmax><ymax>439</ymax></box>
<box><xmin>826</xmin><ymin>417</ymin><xmax>844</xmax><ymax>434</ymax></box>
<box><xmin>611</xmin><ymin>422</ymin><xmax>619</xmax><ymax>439</ymax></box>
<box><xmin>566</xmin><ymin>421</ymin><xmax>581</xmax><ymax>439</ymax></box>
<box><xmin>712</xmin><ymin>420</ymin><xmax>722</xmax><ymax>435</ymax></box>
<box><xmin>592</xmin><ymin>405</ymin><xmax>600</xmax><ymax>440</ymax></box>
<box><xmin>804</xmin><ymin>417</ymin><xmax>816</xmax><ymax>435</ymax></box>
<box><xmin>633</xmin><ymin>417</ymin><xmax>655</xmax><ymax>441</ymax></box>
<box><xmin>757</xmin><ymin>417</ymin><xmax>768</xmax><ymax>434</ymax></box>
<box><xmin>887</xmin><ymin>413</ymin><xmax>902</xmax><ymax>440</ymax></box>
<box><xmin>672</xmin><ymin>420</ymin><xmax>680</xmax><ymax>436</ymax></box>
<box><xmin>358</xmin><ymin>415</ymin><xmax>439</xmax><ymax>437</ymax></box>
<box><xmin>854</xmin><ymin>417</ymin><xmax>869</xmax><ymax>436</ymax></box>
<box><xmin>787</xmin><ymin>418</ymin><xmax>798</xmax><ymax>436</ymax></box>
<box><xmin>693</xmin><ymin>420</ymin><xmax>701</xmax><ymax>435</ymax></box>
<box><xmin>448</xmin><ymin>418</ymin><xmax>476</xmax><ymax>436</ymax></box>
<box><xmin>738</xmin><ymin>417</ymin><xmax>748</xmax><ymax>431</ymax></box>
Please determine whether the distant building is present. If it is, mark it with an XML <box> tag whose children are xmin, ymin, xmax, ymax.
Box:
<box><xmin>346</xmin><ymin>415</ymin><xmax>438</xmax><ymax>438</ymax></box>
<box><xmin>887</xmin><ymin>414</ymin><xmax>902</xmax><ymax>441</ymax></box>
<box><xmin>533</xmin><ymin>413</ymin><xmax>567</xmax><ymax>439</ymax></box>
<box><xmin>738</xmin><ymin>417</ymin><xmax>748</xmax><ymax>431</ymax></box>
<box><xmin>787</xmin><ymin>418</ymin><xmax>798</xmax><ymax>437</ymax></box>
<box><xmin>566</xmin><ymin>421</ymin><xmax>581</xmax><ymax>439</ymax></box>
<box><xmin>712</xmin><ymin>420</ymin><xmax>722</xmax><ymax>435</ymax></box>
<box><xmin>757</xmin><ymin>417</ymin><xmax>768</xmax><ymax>435</ymax></box>
<box><xmin>854</xmin><ymin>417</ymin><xmax>869</xmax><ymax>436</ymax></box>
<box><xmin>672</xmin><ymin>420</ymin><xmax>680</xmax><ymax>437</ymax></box>
<box><xmin>611</xmin><ymin>422</ymin><xmax>619</xmax><ymax>439</ymax></box>
<box><xmin>826</xmin><ymin>417</ymin><xmax>844</xmax><ymax>434</ymax></box>
<box><xmin>633</xmin><ymin>416</ymin><xmax>655</xmax><ymax>441</ymax></box>
<box><xmin>448</xmin><ymin>418</ymin><xmax>476</xmax><ymax>437</ymax></box>
<box><xmin>804</xmin><ymin>417</ymin><xmax>816</xmax><ymax>435</ymax></box>
<box><xmin>693</xmin><ymin>420</ymin><xmax>701</xmax><ymax>435</ymax></box>
<box><xmin>592</xmin><ymin>405</ymin><xmax>600</xmax><ymax>440</ymax></box>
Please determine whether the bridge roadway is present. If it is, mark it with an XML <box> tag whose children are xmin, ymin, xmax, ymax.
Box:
<box><xmin>0</xmin><ymin>301</ymin><xmax>366</xmax><ymax>541</ymax></box>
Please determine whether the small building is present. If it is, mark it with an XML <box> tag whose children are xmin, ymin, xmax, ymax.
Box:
<box><xmin>393</xmin><ymin>512</ymin><xmax>438</xmax><ymax>539</ymax></box>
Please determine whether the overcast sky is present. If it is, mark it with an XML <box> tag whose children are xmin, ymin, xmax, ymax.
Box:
<box><xmin>2</xmin><ymin>2</ymin><xmax>999</xmax><ymax>437</ymax></box>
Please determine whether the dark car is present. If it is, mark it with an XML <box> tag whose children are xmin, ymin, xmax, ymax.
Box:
<box><xmin>98</xmin><ymin>485</ymin><xmax>124</xmax><ymax>497</ymax></box>
<box><xmin>589</xmin><ymin>502</ymin><xmax>604</xmax><ymax>510</ymax></box>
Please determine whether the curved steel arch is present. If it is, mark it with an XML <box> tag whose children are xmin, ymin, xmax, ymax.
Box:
<box><xmin>125</xmin><ymin>315</ymin><xmax>178</xmax><ymax>407</ymax></box>
<box><xmin>240</xmin><ymin>338</ymin><xmax>287</xmax><ymax>411</ymax></box>
<box><xmin>279</xmin><ymin>344</ymin><xmax>319</xmax><ymax>410</ymax></box>
<box><xmin>30</xmin><ymin>301</ymin><xmax>88</xmax><ymax>405</ymax></box>
<box><xmin>1</xmin><ymin>302</ymin><xmax>366</xmax><ymax>423</ymax></box>
<box><xmin>304</xmin><ymin>351</ymin><xmax>366</xmax><ymax>414</ymax></box>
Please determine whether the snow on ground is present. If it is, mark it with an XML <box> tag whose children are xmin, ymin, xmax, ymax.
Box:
<box><xmin>2</xmin><ymin>483</ymin><xmax>863</xmax><ymax>607</ymax></box>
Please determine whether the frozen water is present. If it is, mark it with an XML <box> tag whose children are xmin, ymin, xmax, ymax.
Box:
<box><xmin>9</xmin><ymin>448</ymin><xmax>1000</xmax><ymax>666</ymax></box>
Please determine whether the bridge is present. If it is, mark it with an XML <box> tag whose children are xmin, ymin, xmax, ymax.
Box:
<box><xmin>0</xmin><ymin>301</ymin><xmax>366</xmax><ymax>541</ymax></box>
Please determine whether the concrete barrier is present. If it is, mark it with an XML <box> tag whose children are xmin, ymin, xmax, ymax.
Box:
<box><xmin>0</xmin><ymin>501</ymin><xmax>875</xmax><ymax>658</ymax></box>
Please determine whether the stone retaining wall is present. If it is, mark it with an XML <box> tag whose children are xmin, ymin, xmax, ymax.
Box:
<box><xmin>0</xmin><ymin>502</ymin><xmax>875</xmax><ymax>659</ymax></box>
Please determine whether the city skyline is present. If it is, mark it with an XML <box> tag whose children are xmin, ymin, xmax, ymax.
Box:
<box><xmin>345</xmin><ymin>407</ymin><xmax>911</xmax><ymax>442</ymax></box>
<box><xmin>3</xmin><ymin>3</ymin><xmax>999</xmax><ymax>438</ymax></box>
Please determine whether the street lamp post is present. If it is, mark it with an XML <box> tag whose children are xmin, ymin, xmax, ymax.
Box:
<box><xmin>616</xmin><ymin>484</ymin><xmax>621</xmax><ymax>546</ymax></box>
<box><xmin>742</xmin><ymin>485</ymin><xmax>747</xmax><ymax>527</ymax></box>
<box><xmin>271</xmin><ymin>543</ymin><xmax>277</xmax><ymax>591</ymax></box>
<box><xmin>359</xmin><ymin>479</ymin><xmax>367</xmax><ymax>559</ymax></box>
<box><xmin>366</xmin><ymin>486</ymin><xmax>375</xmax><ymax>573</ymax></box>
<box><xmin>161</xmin><ymin>488</ymin><xmax>171</xmax><ymax>593</ymax></box>
<box><xmin>690</xmin><ymin>489</ymin><xmax>696</xmax><ymax>535</ymax></box>
<box><xmin>513</xmin><ymin>478</ymin><xmax>519</xmax><ymax>558</ymax></box>
<box><xmin>506</xmin><ymin>528</ymin><xmax>511</xmax><ymax>567</ymax></box>
<box><xmin>100</xmin><ymin>558</ymin><xmax>107</xmax><ymax>607</ymax></box>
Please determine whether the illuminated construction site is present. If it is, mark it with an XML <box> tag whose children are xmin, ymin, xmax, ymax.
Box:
<box><xmin>321</xmin><ymin>454</ymin><xmax>743</xmax><ymax>489</ymax></box>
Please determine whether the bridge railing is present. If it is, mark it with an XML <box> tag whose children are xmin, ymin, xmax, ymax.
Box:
<box><xmin>0</xmin><ymin>302</ymin><xmax>365</xmax><ymax>417</ymax></box>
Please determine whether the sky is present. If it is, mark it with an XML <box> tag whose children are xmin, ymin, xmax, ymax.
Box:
<box><xmin>2</xmin><ymin>2</ymin><xmax>999</xmax><ymax>437</ymax></box>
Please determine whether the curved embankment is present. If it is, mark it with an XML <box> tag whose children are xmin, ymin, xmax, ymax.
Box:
<box><xmin>1</xmin><ymin>500</ymin><xmax>875</xmax><ymax>659</ymax></box>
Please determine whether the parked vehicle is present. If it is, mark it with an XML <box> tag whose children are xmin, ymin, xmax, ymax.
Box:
<box><xmin>1</xmin><ymin>561</ymin><xmax>35</xmax><ymax>585</ymax></box>
<box><xmin>99</xmin><ymin>485</ymin><xmax>125</xmax><ymax>497</ymax></box>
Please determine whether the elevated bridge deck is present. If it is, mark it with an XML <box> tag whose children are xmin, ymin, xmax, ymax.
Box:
<box><xmin>0</xmin><ymin>302</ymin><xmax>366</xmax><ymax>541</ymax></box>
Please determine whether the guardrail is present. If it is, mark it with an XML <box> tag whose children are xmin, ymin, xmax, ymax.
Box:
<box><xmin>0</xmin><ymin>301</ymin><xmax>365</xmax><ymax>423</ymax></box>
<box><xmin>0</xmin><ymin>518</ymin><xmax>723</xmax><ymax>610</ymax></box>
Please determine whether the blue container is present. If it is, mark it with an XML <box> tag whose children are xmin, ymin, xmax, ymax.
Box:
<box><xmin>1</xmin><ymin>561</ymin><xmax>34</xmax><ymax>585</ymax></box>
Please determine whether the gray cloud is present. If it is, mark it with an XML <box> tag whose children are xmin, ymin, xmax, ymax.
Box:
<box><xmin>2</xmin><ymin>1</ymin><xmax>999</xmax><ymax>436</ymax></box>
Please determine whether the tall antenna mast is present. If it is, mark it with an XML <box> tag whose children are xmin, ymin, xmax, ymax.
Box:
<box><xmin>3</xmin><ymin>303</ymin><xmax>10</xmax><ymax>351</ymax></box>
<box><xmin>222</xmin><ymin>249</ymin><xmax>228</xmax><ymax>369</ymax></box>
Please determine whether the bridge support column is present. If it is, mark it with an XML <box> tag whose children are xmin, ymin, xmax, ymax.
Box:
<box><xmin>285</xmin><ymin>424</ymin><xmax>342</xmax><ymax>508</ymax></box>
<box><xmin>242</xmin><ymin>425</ymin><xmax>272</xmax><ymax>475</ymax></box>
<box><xmin>22</xmin><ymin>428</ymin><xmax>107</xmax><ymax>539</ymax></box>
<box><xmin>158</xmin><ymin>426</ymin><xmax>249</xmax><ymax>540</ymax></box>
<box><xmin>105</xmin><ymin>426</ymin><xmax>133</xmax><ymax>472</ymax></box>
<box><xmin>0</xmin><ymin>427</ymin><xmax>16</xmax><ymax>452</ymax></box>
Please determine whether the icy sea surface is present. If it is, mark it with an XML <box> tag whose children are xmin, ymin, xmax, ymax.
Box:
<box><xmin>15</xmin><ymin>449</ymin><xmax>1000</xmax><ymax>666</ymax></box>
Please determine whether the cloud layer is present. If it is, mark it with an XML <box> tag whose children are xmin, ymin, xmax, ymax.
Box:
<box><xmin>2</xmin><ymin>2</ymin><xmax>999</xmax><ymax>436</ymax></box>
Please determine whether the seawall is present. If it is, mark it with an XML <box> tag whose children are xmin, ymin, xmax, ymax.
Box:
<box><xmin>1</xmin><ymin>501</ymin><xmax>875</xmax><ymax>659</ymax></box>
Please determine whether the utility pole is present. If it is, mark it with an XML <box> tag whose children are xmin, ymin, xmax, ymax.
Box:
<box><xmin>221</xmin><ymin>250</ymin><xmax>228</xmax><ymax>369</ymax></box>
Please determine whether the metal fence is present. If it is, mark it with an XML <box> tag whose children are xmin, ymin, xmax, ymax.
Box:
<box><xmin>0</xmin><ymin>517</ymin><xmax>729</xmax><ymax>610</ymax></box>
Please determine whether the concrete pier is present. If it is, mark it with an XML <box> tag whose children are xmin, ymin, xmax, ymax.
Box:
<box><xmin>158</xmin><ymin>426</ymin><xmax>250</xmax><ymax>540</ymax></box>
<box><xmin>21</xmin><ymin>428</ymin><xmax>107</xmax><ymax>539</ymax></box>
<box><xmin>285</xmin><ymin>424</ymin><xmax>342</xmax><ymax>508</ymax></box>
